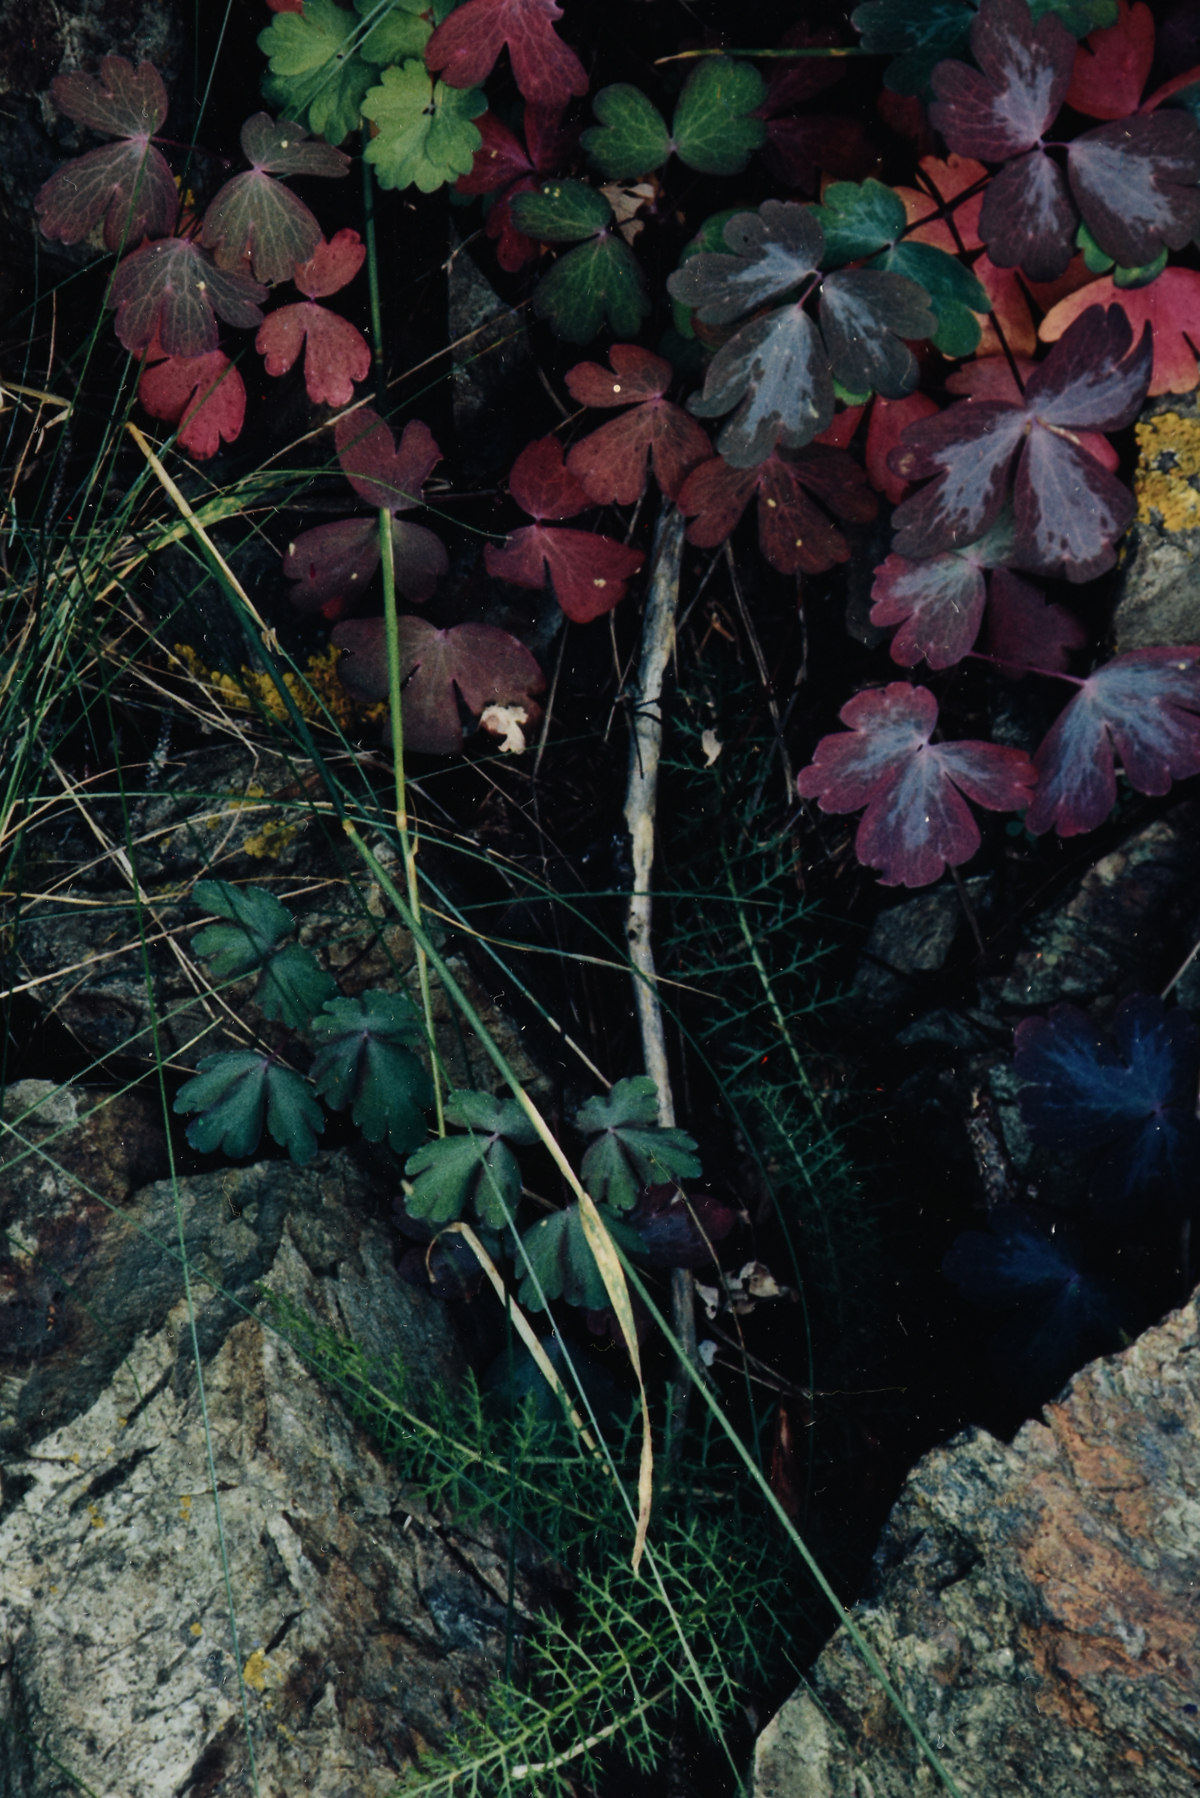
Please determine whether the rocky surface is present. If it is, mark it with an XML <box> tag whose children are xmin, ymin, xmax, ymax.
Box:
<box><xmin>1114</xmin><ymin>393</ymin><xmax>1200</xmax><ymax>652</ymax></box>
<box><xmin>753</xmin><ymin>1290</ymin><xmax>1200</xmax><ymax>1797</ymax></box>
<box><xmin>0</xmin><ymin>1080</ymin><xmax>534</xmax><ymax>1797</ymax></box>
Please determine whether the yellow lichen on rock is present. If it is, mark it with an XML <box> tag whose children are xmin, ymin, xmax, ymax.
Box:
<box><xmin>171</xmin><ymin>643</ymin><xmax>383</xmax><ymax>733</ymax></box>
<box><xmin>1134</xmin><ymin>413</ymin><xmax>1200</xmax><ymax>534</ymax></box>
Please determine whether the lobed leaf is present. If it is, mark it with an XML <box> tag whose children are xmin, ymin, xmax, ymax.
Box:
<box><xmin>257</xmin><ymin>300</ymin><xmax>371</xmax><ymax>406</ymax></box>
<box><xmin>518</xmin><ymin>1202</ymin><xmax>644</xmax><ymax>1310</ymax></box>
<box><xmin>986</xmin><ymin>566</ymin><xmax>1086</xmax><ymax>677</ymax></box>
<box><xmin>678</xmin><ymin>447</ymin><xmax>876</xmax><ymax>576</ymax></box>
<box><xmin>174</xmin><ymin>1052</ymin><xmax>324</xmax><ymax>1163</ymax></box>
<box><xmin>202</xmin><ymin>115</ymin><xmax>349</xmax><ymax>283</ymax></box>
<box><xmin>797</xmin><ymin>681</ymin><xmax>1036</xmax><ymax>886</ymax></box>
<box><xmin>1026</xmin><ymin>647</ymin><xmax>1200</xmax><ymax>836</ymax></box>
<box><xmin>667</xmin><ymin>200</ymin><xmax>824</xmax><ymax>326</ymax></box>
<box><xmin>354</xmin><ymin>0</ymin><xmax>432</xmax><ymax>64</ymax></box>
<box><xmin>107</xmin><ymin>238</ymin><xmax>267</xmax><ymax>357</ymax></box>
<box><xmin>333</xmin><ymin>615</ymin><xmax>546</xmax><ymax>752</ymax></box>
<box><xmin>531</xmin><ymin>234</ymin><xmax>649</xmax><ymax>341</ymax></box>
<box><xmin>36</xmin><ymin>139</ymin><xmax>177</xmax><ymax>253</ymax></box>
<box><xmin>309</xmin><ymin>989</ymin><xmax>432</xmax><ymax>1152</ymax></box>
<box><xmin>49</xmin><ymin>55</ymin><xmax>168</xmax><ymax>138</ymax></box>
<box><xmin>425</xmin><ymin>0</ymin><xmax>589</xmax><ymax>111</ymax></box>
<box><xmin>284</xmin><ymin>516</ymin><xmax>380</xmax><ymax>615</ymax></box>
<box><xmin>335</xmin><ymin>409</ymin><xmax>442</xmax><ymax>513</ymax></box>
<box><xmin>258</xmin><ymin>0</ymin><xmax>377</xmax><ymax>144</ymax></box>
<box><xmin>929</xmin><ymin>0</ymin><xmax>1076</xmax><ymax>161</ymax></box>
<box><xmin>851</xmin><ymin>0</ymin><xmax>978</xmax><ymax>96</ymax></box>
<box><xmin>582</xmin><ymin>84</ymin><xmax>670</xmax><ymax>180</ymax></box>
<box><xmin>190</xmin><ymin>879</ymin><xmax>335</xmax><ymax>1027</ymax></box>
<box><xmin>688</xmin><ymin>304</ymin><xmax>835</xmax><ymax>468</ymax></box>
<box><xmin>811</xmin><ymin>178</ymin><xmax>907</xmax><ymax>267</ymax></box>
<box><xmin>486</xmin><ymin>523</ymin><xmax>645</xmax><ymax>621</ymax></box>
<box><xmin>509</xmin><ymin>177</ymin><xmax>611</xmax><ymax>241</ymax></box>
<box><xmin>1067</xmin><ymin>113</ymin><xmax>1200</xmax><ymax>271</ymax></box>
<box><xmin>293</xmin><ymin>226</ymin><xmax>366</xmax><ymax>298</ymax></box>
<box><xmin>405</xmin><ymin>1087</ymin><xmax>537</xmax><ymax>1228</ymax></box>
<box><xmin>138</xmin><ymin>349</ymin><xmax>247</xmax><ymax>459</ymax></box>
<box><xmin>362</xmin><ymin>60</ymin><xmax>487</xmax><ymax>192</ymax></box>
<box><xmin>575</xmin><ymin>1076</ymin><xmax>702</xmax><ymax>1215</ymax></box>
<box><xmin>1039</xmin><ymin>267</ymin><xmax>1200</xmax><ymax>396</ymax></box>
<box><xmin>818</xmin><ymin>269</ymin><xmax>936</xmax><ymax>399</ymax></box>
<box><xmin>870</xmin><ymin>511</ymin><xmax>1016</xmax><ymax>668</ymax></box>
<box><xmin>564</xmin><ymin>345</ymin><xmax>710</xmax><ymax>503</ymax></box>
<box><xmin>1064</xmin><ymin>0</ymin><xmax>1155</xmax><ymax>119</ymax></box>
<box><xmin>670</xmin><ymin>56</ymin><xmax>767</xmax><ymax>176</ymax></box>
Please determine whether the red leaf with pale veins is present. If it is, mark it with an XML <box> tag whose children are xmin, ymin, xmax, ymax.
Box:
<box><xmin>870</xmin><ymin>550</ymin><xmax>988</xmax><ymax>669</ymax></box>
<box><xmin>1026</xmin><ymin>648</ymin><xmax>1200</xmax><ymax>837</ymax></box>
<box><xmin>486</xmin><ymin>525</ymin><xmax>644</xmax><ymax>622</ymax></box>
<box><xmin>257</xmin><ymin>301</ymin><xmax>370</xmax><ymax>406</ymax></box>
<box><xmin>36</xmin><ymin>140</ymin><xmax>177</xmax><ymax>252</ymax></box>
<box><xmin>986</xmin><ymin>568</ymin><xmax>1086</xmax><ymax>678</ymax></box>
<box><xmin>332</xmin><ymin>615</ymin><xmax>546</xmax><ymax>754</ymax></box>
<box><xmin>293</xmin><ymin>227</ymin><xmax>365</xmax><ymax>299</ymax></box>
<box><xmin>797</xmin><ymin>681</ymin><xmax>1036</xmax><ymax>887</ymax></box>
<box><xmin>1040</xmin><ymin>270</ymin><xmax>1200</xmax><ymax>397</ymax></box>
<box><xmin>865</xmin><ymin>392</ymin><xmax>939</xmax><ymax>505</ymax></box>
<box><xmin>426</xmin><ymin>0</ymin><xmax>588</xmax><ymax>109</ymax></box>
<box><xmin>565</xmin><ymin>348</ymin><xmax>708</xmax><ymax>504</ymax></box>
<box><xmin>1066</xmin><ymin>0</ymin><xmax>1155</xmax><ymax>120</ymax></box>
<box><xmin>334</xmin><ymin>409</ymin><xmax>442</xmax><ymax>514</ymax></box>
<box><xmin>201</xmin><ymin>114</ymin><xmax>349</xmax><ymax>284</ymax></box>
<box><xmin>107</xmin><ymin>238</ymin><xmax>267</xmax><ymax>356</ymax></box>
<box><xmin>507</xmin><ymin>435</ymin><xmax>592</xmax><ymax>519</ymax></box>
<box><xmin>138</xmin><ymin>349</ymin><xmax>246</xmax><ymax>459</ymax></box>
<box><xmin>49</xmin><ymin>55</ymin><xmax>168</xmax><ymax>137</ymax></box>
<box><xmin>678</xmin><ymin>448</ymin><xmax>875</xmax><ymax>577</ymax></box>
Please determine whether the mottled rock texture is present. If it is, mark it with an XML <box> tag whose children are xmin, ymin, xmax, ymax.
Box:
<box><xmin>753</xmin><ymin>1292</ymin><xmax>1200</xmax><ymax>1797</ymax></box>
<box><xmin>1114</xmin><ymin>393</ymin><xmax>1200</xmax><ymax>652</ymax></box>
<box><xmin>0</xmin><ymin>1081</ymin><xmax>531</xmax><ymax>1797</ymax></box>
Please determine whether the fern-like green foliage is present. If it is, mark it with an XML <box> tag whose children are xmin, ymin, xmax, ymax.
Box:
<box><xmin>190</xmin><ymin>878</ymin><xmax>335</xmax><ymax>1027</ymax></box>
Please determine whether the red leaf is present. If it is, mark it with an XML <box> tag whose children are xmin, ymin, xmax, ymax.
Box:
<box><xmin>266</xmin><ymin>0</ymin><xmax>303</xmax><ymax>11</ymax></box>
<box><xmin>677</xmin><ymin>448</ymin><xmax>876</xmax><ymax>577</ymax></box>
<box><xmin>506</xmin><ymin>435</ymin><xmax>592</xmax><ymax>520</ymax></box>
<box><xmin>107</xmin><ymin>238</ymin><xmax>267</xmax><ymax>356</ymax></box>
<box><xmin>1066</xmin><ymin>0</ymin><xmax>1155</xmax><ymax>120</ymax></box>
<box><xmin>865</xmin><ymin>392</ymin><xmax>939</xmax><ymax>505</ymax></box>
<box><xmin>256</xmin><ymin>301</ymin><xmax>371</xmax><ymax>406</ymax></box>
<box><xmin>138</xmin><ymin>349</ymin><xmax>246</xmax><ymax>459</ymax></box>
<box><xmin>986</xmin><ymin>568</ymin><xmax>1086</xmax><ymax>678</ymax></box>
<box><xmin>334</xmin><ymin>409</ymin><xmax>442</xmax><ymax>514</ymax></box>
<box><xmin>426</xmin><ymin>0</ymin><xmax>588</xmax><ymax>109</ymax></box>
<box><xmin>870</xmin><ymin>548</ymin><xmax>989</xmax><ymax>668</ymax></box>
<box><xmin>485</xmin><ymin>524</ymin><xmax>644</xmax><ymax>622</ymax></box>
<box><xmin>484</xmin><ymin>179</ymin><xmax>541</xmax><ymax>272</ymax></box>
<box><xmin>292</xmin><ymin>227</ymin><xmax>366</xmax><ymax>299</ymax></box>
<box><xmin>894</xmin><ymin>154</ymin><xmax>986</xmax><ymax>253</ymax></box>
<box><xmin>565</xmin><ymin>347</ymin><xmax>709</xmax><ymax>504</ymax></box>
<box><xmin>813</xmin><ymin>404</ymin><xmax>866</xmax><ymax>450</ymax></box>
<box><xmin>1040</xmin><ymin>269</ymin><xmax>1200</xmax><ymax>397</ymax></box>
<box><xmin>970</xmin><ymin>254</ymin><xmax>1036</xmax><ymax>359</ymax></box>
<box><xmin>200</xmin><ymin>114</ymin><xmax>349</xmax><ymax>284</ymax></box>
<box><xmin>332</xmin><ymin>615</ymin><xmax>545</xmax><ymax>754</ymax></box>
<box><xmin>456</xmin><ymin>111</ymin><xmax>534</xmax><ymax>196</ymax></box>
<box><xmin>284</xmin><ymin>515</ymin><xmax>447</xmax><ymax>615</ymax></box>
<box><xmin>49</xmin><ymin>55</ymin><xmax>168</xmax><ymax>138</ymax></box>
<box><xmin>36</xmin><ymin>139</ymin><xmax>177</xmax><ymax>252</ymax></box>
<box><xmin>1026</xmin><ymin>648</ymin><xmax>1200</xmax><ymax>836</ymax></box>
<box><xmin>796</xmin><ymin>681</ymin><xmax>1036</xmax><ymax>887</ymax></box>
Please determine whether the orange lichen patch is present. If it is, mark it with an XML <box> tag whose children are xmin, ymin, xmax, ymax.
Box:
<box><xmin>1134</xmin><ymin>413</ymin><xmax>1200</xmax><ymax>533</ymax></box>
<box><xmin>171</xmin><ymin>642</ymin><xmax>385</xmax><ymax>733</ymax></box>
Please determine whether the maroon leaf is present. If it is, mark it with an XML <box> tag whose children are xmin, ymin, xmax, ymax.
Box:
<box><xmin>335</xmin><ymin>410</ymin><xmax>442</xmax><ymax>514</ymax></box>
<box><xmin>890</xmin><ymin>304</ymin><xmax>1151</xmax><ymax>580</ymax></box>
<box><xmin>455</xmin><ymin>107</ymin><xmax>571</xmax><ymax>271</ymax></box>
<box><xmin>426</xmin><ymin>0</ymin><xmax>588</xmax><ymax>110</ymax></box>
<box><xmin>870</xmin><ymin>511</ymin><xmax>1015</xmax><ymax>669</ymax></box>
<box><xmin>106</xmin><ymin>238</ymin><xmax>267</xmax><ymax>356</ymax></box>
<box><xmin>507</xmin><ymin>434</ymin><xmax>592</xmax><ymax>519</ymax></box>
<box><xmin>564</xmin><ymin>345</ymin><xmax>710</xmax><ymax>504</ymax></box>
<box><xmin>1068</xmin><ymin>114</ymin><xmax>1200</xmax><ymax>271</ymax></box>
<box><xmin>284</xmin><ymin>517</ymin><xmax>380</xmax><ymax>617</ymax></box>
<box><xmin>257</xmin><ymin>301</ymin><xmax>370</xmax><ymax>406</ymax></box>
<box><xmin>1065</xmin><ymin>0</ymin><xmax>1155</xmax><ymax>120</ymax></box>
<box><xmin>292</xmin><ymin>227</ymin><xmax>366</xmax><ymax>299</ymax></box>
<box><xmin>944</xmin><ymin>355</ymin><xmax>1120</xmax><ymax>471</ymax></box>
<box><xmin>760</xmin><ymin>115</ymin><xmax>880</xmax><ymax>195</ymax></box>
<box><xmin>456</xmin><ymin>110</ymin><xmax>534</xmax><ymax>195</ymax></box>
<box><xmin>486</xmin><ymin>525</ymin><xmax>644</xmax><ymax>622</ymax></box>
<box><xmin>678</xmin><ymin>447</ymin><xmax>876</xmax><ymax>577</ymax></box>
<box><xmin>756</xmin><ymin>25</ymin><xmax>846</xmax><ymax>113</ymax></box>
<box><xmin>36</xmin><ymin>138</ymin><xmax>177</xmax><ymax>253</ymax></box>
<box><xmin>627</xmin><ymin>1184</ymin><xmax>738</xmax><ymax>1270</ymax></box>
<box><xmin>986</xmin><ymin>568</ymin><xmax>1086</xmax><ymax>678</ymax></box>
<box><xmin>332</xmin><ymin>615</ymin><xmax>546</xmax><ymax>754</ymax></box>
<box><xmin>797</xmin><ymin>682</ymin><xmax>1037</xmax><ymax>887</ymax></box>
<box><xmin>865</xmin><ymin>391</ymin><xmax>939</xmax><ymax>505</ymax></box>
<box><xmin>929</xmin><ymin>0</ymin><xmax>1075</xmax><ymax>161</ymax></box>
<box><xmin>138</xmin><ymin>348</ymin><xmax>246</xmax><ymax>459</ymax></box>
<box><xmin>200</xmin><ymin>115</ymin><xmax>348</xmax><ymax>285</ymax></box>
<box><xmin>48</xmin><ymin>55</ymin><xmax>168</xmax><ymax>138</ymax></box>
<box><xmin>977</xmin><ymin>148</ymin><xmax>1077</xmax><ymax>282</ymax></box>
<box><xmin>1026</xmin><ymin>648</ymin><xmax>1200</xmax><ymax>837</ymax></box>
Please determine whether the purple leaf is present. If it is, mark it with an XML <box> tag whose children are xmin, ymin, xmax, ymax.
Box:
<box><xmin>334</xmin><ymin>409</ymin><xmax>442</xmax><ymax>514</ymax></box>
<box><xmin>690</xmin><ymin>305</ymin><xmax>835</xmax><ymax>469</ymax></box>
<box><xmin>48</xmin><ymin>55</ymin><xmax>168</xmax><ymax>138</ymax></box>
<box><xmin>870</xmin><ymin>550</ymin><xmax>990</xmax><ymax>670</ymax></box>
<box><xmin>138</xmin><ymin>348</ymin><xmax>246</xmax><ymax>459</ymax></box>
<box><xmin>976</xmin><ymin>148</ymin><xmax>1076</xmax><ymax>281</ymax></box>
<box><xmin>667</xmin><ymin>200</ymin><xmax>825</xmax><ymax>325</ymax></box>
<box><xmin>1026</xmin><ymin>646</ymin><xmax>1200</xmax><ymax>836</ymax></box>
<box><xmin>890</xmin><ymin>303</ymin><xmax>1151</xmax><ymax>579</ymax></box>
<box><xmin>200</xmin><ymin>116</ymin><xmax>349</xmax><ymax>284</ymax></box>
<box><xmin>626</xmin><ymin>1184</ymin><xmax>737</xmax><ymax>1270</ymax></box>
<box><xmin>796</xmin><ymin>681</ymin><xmax>1036</xmax><ymax>887</ymax></box>
<box><xmin>928</xmin><ymin>0</ymin><xmax>1075</xmax><ymax>161</ymax></box>
<box><xmin>985</xmin><ymin>568</ymin><xmax>1086</xmax><ymax>678</ymax></box>
<box><xmin>36</xmin><ymin>139</ymin><xmax>178</xmax><ymax>253</ymax></box>
<box><xmin>1068</xmin><ymin>112</ymin><xmax>1200</xmax><ymax>272</ymax></box>
<box><xmin>106</xmin><ymin>238</ymin><xmax>267</xmax><ymax>356</ymax></box>
<box><xmin>237</xmin><ymin>112</ymin><xmax>351</xmax><ymax>180</ymax></box>
<box><xmin>818</xmin><ymin>269</ymin><xmax>935</xmax><ymax>400</ymax></box>
<box><xmin>332</xmin><ymin>615</ymin><xmax>545</xmax><ymax>754</ymax></box>
<box><xmin>284</xmin><ymin>517</ymin><xmax>379</xmax><ymax>617</ymax></box>
<box><xmin>679</xmin><ymin>447</ymin><xmax>876</xmax><ymax>577</ymax></box>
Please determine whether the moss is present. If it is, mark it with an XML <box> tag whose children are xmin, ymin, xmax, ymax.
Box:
<box><xmin>1134</xmin><ymin>413</ymin><xmax>1200</xmax><ymax>535</ymax></box>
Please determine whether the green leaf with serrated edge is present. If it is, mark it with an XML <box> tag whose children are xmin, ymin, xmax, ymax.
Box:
<box><xmin>582</xmin><ymin>85</ymin><xmax>670</xmax><ymax>181</ymax></box>
<box><xmin>404</xmin><ymin>1088</ymin><xmax>536</xmax><ymax>1229</ymax></box>
<box><xmin>353</xmin><ymin>0</ymin><xmax>431</xmax><ymax>63</ymax></box>
<box><xmin>1028</xmin><ymin>0</ymin><xmax>1117</xmax><ymax>32</ymax></box>
<box><xmin>258</xmin><ymin>0</ymin><xmax>374</xmax><ymax>145</ymax></box>
<box><xmin>533</xmin><ymin>235</ymin><xmax>650</xmax><ymax>343</ymax></box>
<box><xmin>174</xmin><ymin>1052</ymin><xmax>323</xmax><ymax>1163</ymax></box>
<box><xmin>812</xmin><ymin>179</ymin><xmax>906</xmax><ymax>268</ymax></box>
<box><xmin>258</xmin><ymin>942</ymin><xmax>337</xmax><ymax>1030</ymax></box>
<box><xmin>510</xmin><ymin>179</ymin><xmax>613</xmax><ymax>243</ymax></box>
<box><xmin>191</xmin><ymin>880</ymin><xmax>294</xmax><ymax>978</ymax></box>
<box><xmin>672</xmin><ymin>209</ymin><xmax>742</xmax><ymax>338</ymax></box>
<box><xmin>671</xmin><ymin>57</ymin><xmax>767</xmax><ymax>177</ymax></box>
<box><xmin>517</xmin><ymin>1202</ymin><xmax>644</xmax><ymax>1311</ymax></box>
<box><xmin>309</xmin><ymin>989</ymin><xmax>432</xmax><ymax>1152</ymax></box>
<box><xmin>362</xmin><ymin>60</ymin><xmax>485</xmax><ymax>192</ymax></box>
<box><xmin>575</xmin><ymin>1076</ymin><xmax>702</xmax><ymax>1215</ymax></box>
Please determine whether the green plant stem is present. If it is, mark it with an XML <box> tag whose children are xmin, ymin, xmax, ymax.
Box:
<box><xmin>361</xmin><ymin>128</ymin><xmax>387</xmax><ymax>409</ymax></box>
<box><xmin>379</xmin><ymin>507</ymin><xmax>443</xmax><ymax>1134</ymax></box>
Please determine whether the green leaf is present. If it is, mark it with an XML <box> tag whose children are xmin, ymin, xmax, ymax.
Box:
<box><xmin>850</xmin><ymin>0</ymin><xmax>976</xmax><ymax>95</ymax></box>
<box><xmin>575</xmin><ymin>1076</ymin><xmax>702</xmax><ymax>1215</ymax></box>
<box><xmin>582</xmin><ymin>85</ymin><xmax>671</xmax><ymax>180</ymax></box>
<box><xmin>1028</xmin><ymin>0</ymin><xmax>1117</xmax><ymax>33</ymax></box>
<box><xmin>1114</xmin><ymin>248</ymin><xmax>1168</xmax><ymax>290</ymax></box>
<box><xmin>190</xmin><ymin>880</ymin><xmax>335</xmax><ymax>1029</ymax></box>
<box><xmin>1077</xmin><ymin>219</ymin><xmax>1114</xmax><ymax>275</ymax></box>
<box><xmin>533</xmin><ymin>235</ymin><xmax>650</xmax><ymax>343</ymax></box>
<box><xmin>517</xmin><ymin>1202</ymin><xmax>644</xmax><ymax>1311</ymax></box>
<box><xmin>833</xmin><ymin>376</ymin><xmax>873</xmax><ymax>406</ymax></box>
<box><xmin>258</xmin><ymin>0</ymin><xmax>375</xmax><ymax>145</ymax></box>
<box><xmin>362</xmin><ymin>61</ymin><xmax>485</xmax><ymax>192</ymax></box>
<box><xmin>353</xmin><ymin>0</ymin><xmax>431</xmax><ymax>63</ymax></box>
<box><xmin>509</xmin><ymin>179</ymin><xmax>613</xmax><ymax>243</ymax></box>
<box><xmin>929</xmin><ymin>298</ymin><xmax>981</xmax><ymax>357</ymax></box>
<box><xmin>870</xmin><ymin>239</ymin><xmax>988</xmax><ymax>355</ymax></box>
<box><xmin>812</xmin><ymin>179</ymin><xmax>906</xmax><ymax>268</ymax></box>
<box><xmin>404</xmin><ymin>1088</ymin><xmax>537</xmax><ymax>1229</ymax></box>
<box><xmin>671</xmin><ymin>57</ymin><xmax>767</xmax><ymax>177</ymax></box>
<box><xmin>174</xmin><ymin>1051</ymin><xmax>324</xmax><ymax>1163</ymax></box>
<box><xmin>309</xmin><ymin>989</ymin><xmax>432</xmax><ymax>1153</ymax></box>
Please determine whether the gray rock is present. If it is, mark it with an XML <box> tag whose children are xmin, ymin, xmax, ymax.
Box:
<box><xmin>1113</xmin><ymin>392</ymin><xmax>1200</xmax><ymax>653</ymax></box>
<box><xmin>753</xmin><ymin>1290</ymin><xmax>1200</xmax><ymax>1797</ymax></box>
<box><xmin>854</xmin><ymin>881</ymin><xmax>991</xmax><ymax>1010</ymax></box>
<box><xmin>0</xmin><ymin>1088</ymin><xmax>534</xmax><ymax>1795</ymax></box>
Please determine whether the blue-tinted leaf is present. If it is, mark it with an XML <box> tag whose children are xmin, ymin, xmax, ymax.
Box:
<box><xmin>811</xmin><ymin>178</ymin><xmax>907</xmax><ymax>267</ymax></box>
<box><xmin>667</xmin><ymin>200</ymin><xmax>824</xmax><ymax>326</ymax></box>
<box><xmin>174</xmin><ymin>1051</ymin><xmax>323</xmax><ymax>1163</ymax></box>
<box><xmin>689</xmin><ymin>304</ymin><xmax>835</xmax><ymax>468</ymax></box>
<box><xmin>818</xmin><ymin>269</ymin><xmax>935</xmax><ymax>399</ymax></box>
